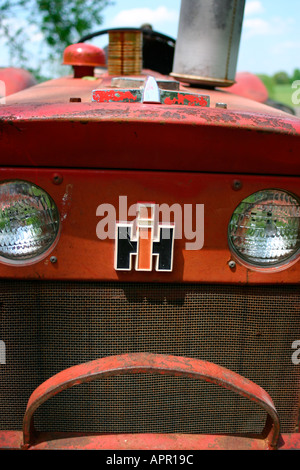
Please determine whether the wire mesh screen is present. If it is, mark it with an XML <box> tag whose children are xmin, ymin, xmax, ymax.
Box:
<box><xmin>0</xmin><ymin>281</ymin><xmax>299</xmax><ymax>435</ymax></box>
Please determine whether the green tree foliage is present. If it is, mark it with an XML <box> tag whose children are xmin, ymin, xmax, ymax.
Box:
<box><xmin>273</xmin><ymin>71</ymin><xmax>291</xmax><ymax>85</ymax></box>
<box><xmin>291</xmin><ymin>68</ymin><xmax>300</xmax><ymax>82</ymax></box>
<box><xmin>0</xmin><ymin>0</ymin><xmax>113</xmax><ymax>74</ymax></box>
<box><xmin>33</xmin><ymin>0</ymin><xmax>112</xmax><ymax>52</ymax></box>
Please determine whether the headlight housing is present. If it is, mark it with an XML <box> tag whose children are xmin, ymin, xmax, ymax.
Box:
<box><xmin>228</xmin><ymin>189</ymin><xmax>300</xmax><ymax>269</ymax></box>
<box><xmin>0</xmin><ymin>180</ymin><xmax>60</xmax><ymax>264</ymax></box>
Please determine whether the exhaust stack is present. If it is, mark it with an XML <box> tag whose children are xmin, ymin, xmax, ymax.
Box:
<box><xmin>171</xmin><ymin>0</ymin><xmax>246</xmax><ymax>87</ymax></box>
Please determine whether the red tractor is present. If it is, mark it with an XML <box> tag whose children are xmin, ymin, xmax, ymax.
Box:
<box><xmin>0</xmin><ymin>0</ymin><xmax>299</xmax><ymax>451</ymax></box>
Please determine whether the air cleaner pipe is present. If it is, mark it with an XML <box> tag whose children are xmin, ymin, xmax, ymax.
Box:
<box><xmin>171</xmin><ymin>0</ymin><xmax>246</xmax><ymax>87</ymax></box>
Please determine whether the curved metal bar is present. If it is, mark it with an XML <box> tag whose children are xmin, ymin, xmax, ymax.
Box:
<box><xmin>22</xmin><ymin>353</ymin><xmax>280</xmax><ymax>449</ymax></box>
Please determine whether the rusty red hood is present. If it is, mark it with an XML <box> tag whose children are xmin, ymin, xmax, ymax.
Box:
<box><xmin>1</xmin><ymin>72</ymin><xmax>300</xmax><ymax>176</ymax></box>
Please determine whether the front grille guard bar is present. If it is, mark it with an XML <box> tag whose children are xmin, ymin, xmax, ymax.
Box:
<box><xmin>22</xmin><ymin>353</ymin><xmax>280</xmax><ymax>450</ymax></box>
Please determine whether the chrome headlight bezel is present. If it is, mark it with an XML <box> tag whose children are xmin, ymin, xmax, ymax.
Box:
<box><xmin>0</xmin><ymin>180</ymin><xmax>60</xmax><ymax>266</ymax></box>
<box><xmin>228</xmin><ymin>189</ymin><xmax>300</xmax><ymax>271</ymax></box>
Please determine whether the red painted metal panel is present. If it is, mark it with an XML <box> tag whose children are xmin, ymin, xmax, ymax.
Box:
<box><xmin>1</xmin><ymin>73</ymin><xmax>299</xmax><ymax>176</ymax></box>
<box><xmin>0</xmin><ymin>168</ymin><xmax>298</xmax><ymax>283</ymax></box>
<box><xmin>0</xmin><ymin>104</ymin><xmax>298</xmax><ymax>175</ymax></box>
<box><xmin>0</xmin><ymin>104</ymin><xmax>299</xmax><ymax>173</ymax></box>
<box><xmin>1</xmin><ymin>431</ymin><xmax>300</xmax><ymax>450</ymax></box>
<box><xmin>92</xmin><ymin>89</ymin><xmax>141</xmax><ymax>103</ymax></box>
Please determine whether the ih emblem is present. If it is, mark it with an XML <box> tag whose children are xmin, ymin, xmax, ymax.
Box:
<box><xmin>115</xmin><ymin>203</ymin><xmax>175</xmax><ymax>272</ymax></box>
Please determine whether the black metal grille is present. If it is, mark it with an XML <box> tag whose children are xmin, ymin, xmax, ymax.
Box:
<box><xmin>0</xmin><ymin>281</ymin><xmax>299</xmax><ymax>435</ymax></box>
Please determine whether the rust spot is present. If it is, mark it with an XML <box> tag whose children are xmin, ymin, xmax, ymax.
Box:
<box><xmin>60</xmin><ymin>184</ymin><xmax>73</xmax><ymax>223</ymax></box>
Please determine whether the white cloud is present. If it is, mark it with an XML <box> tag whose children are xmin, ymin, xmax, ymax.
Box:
<box><xmin>243</xmin><ymin>17</ymin><xmax>294</xmax><ymax>37</ymax></box>
<box><xmin>245</xmin><ymin>1</ymin><xmax>265</xmax><ymax>17</ymax></box>
<box><xmin>110</xmin><ymin>6</ymin><xmax>179</xmax><ymax>28</ymax></box>
<box><xmin>244</xmin><ymin>17</ymin><xmax>271</xmax><ymax>36</ymax></box>
<box><xmin>271</xmin><ymin>40</ymin><xmax>300</xmax><ymax>56</ymax></box>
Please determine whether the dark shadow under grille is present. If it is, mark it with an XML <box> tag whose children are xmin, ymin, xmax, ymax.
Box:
<box><xmin>0</xmin><ymin>281</ymin><xmax>299</xmax><ymax>435</ymax></box>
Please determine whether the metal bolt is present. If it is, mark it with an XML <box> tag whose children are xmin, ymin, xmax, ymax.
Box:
<box><xmin>216</xmin><ymin>102</ymin><xmax>227</xmax><ymax>109</ymax></box>
<box><xmin>228</xmin><ymin>260</ymin><xmax>236</xmax><ymax>269</ymax></box>
<box><xmin>232</xmin><ymin>180</ymin><xmax>242</xmax><ymax>191</ymax></box>
<box><xmin>50</xmin><ymin>256</ymin><xmax>57</xmax><ymax>264</ymax></box>
<box><xmin>52</xmin><ymin>173</ymin><xmax>63</xmax><ymax>185</ymax></box>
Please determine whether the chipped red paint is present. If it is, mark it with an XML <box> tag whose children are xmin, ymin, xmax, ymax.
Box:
<box><xmin>92</xmin><ymin>89</ymin><xmax>139</xmax><ymax>103</ymax></box>
<box><xmin>21</xmin><ymin>353</ymin><xmax>280</xmax><ymax>450</ymax></box>
<box><xmin>0</xmin><ymin>102</ymin><xmax>299</xmax><ymax>176</ymax></box>
<box><xmin>163</xmin><ymin>93</ymin><xmax>209</xmax><ymax>107</ymax></box>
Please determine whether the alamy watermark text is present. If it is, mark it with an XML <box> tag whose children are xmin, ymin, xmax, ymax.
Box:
<box><xmin>292</xmin><ymin>340</ymin><xmax>300</xmax><ymax>365</ymax></box>
<box><xmin>96</xmin><ymin>196</ymin><xmax>204</xmax><ymax>251</ymax></box>
<box><xmin>0</xmin><ymin>80</ymin><xmax>6</xmax><ymax>105</ymax></box>
<box><xmin>0</xmin><ymin>341</ymin><xmax>6</xmax><ymax>365</ymax></box>
<box><xmin>292</xmin><ymin>80</ymin><xmax>300</xmax><ymax>105</ymax></box>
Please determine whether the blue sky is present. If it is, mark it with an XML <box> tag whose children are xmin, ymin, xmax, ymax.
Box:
<box><xmin>98</xmin><ymin>0</ymin><xmax>299</xmax><ymax>76</ymax></box>
<box><xmin>0</xmin><ymin>0</ymin><xmax>299</xmax><ymax>76</ymax></box>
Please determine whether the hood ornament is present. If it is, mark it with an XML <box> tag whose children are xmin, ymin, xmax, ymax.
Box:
<box><xmin>92</xmin><ymin>76</ymin><xmax>210</xmax><ymax>107</ymax></box>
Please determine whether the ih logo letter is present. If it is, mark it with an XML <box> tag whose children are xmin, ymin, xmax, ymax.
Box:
<box><xmin>115</xmin><ymin>203</ymin><xmax>175</xmax><ymax>272</ymax></box>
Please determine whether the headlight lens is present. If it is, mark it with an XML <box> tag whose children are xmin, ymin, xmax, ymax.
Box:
<box><xmin>0</xmin><ymin>180</ymin><xmax>60</xmax><ymax>263</ymax></box>
<box><xmin>228</xmin><ymin>189</ymin><xmax>300</xmax><ymax>268</ymax></box>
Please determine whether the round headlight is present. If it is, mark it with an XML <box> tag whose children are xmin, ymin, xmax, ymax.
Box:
<box><xmin>228</xmin><ymin>189</ymin><xmax>300</xmax><ymax>269</ymax></box>
<box><xmin>0</xmin><ymin>180</ymin><xmax>60</xmax><ymax>264</ymax></box>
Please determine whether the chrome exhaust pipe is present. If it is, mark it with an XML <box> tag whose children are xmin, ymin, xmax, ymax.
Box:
<box><xmin>171</xmin><ymin>0</ymin><xmax>246</xmax><ymax>87</ymax></box>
